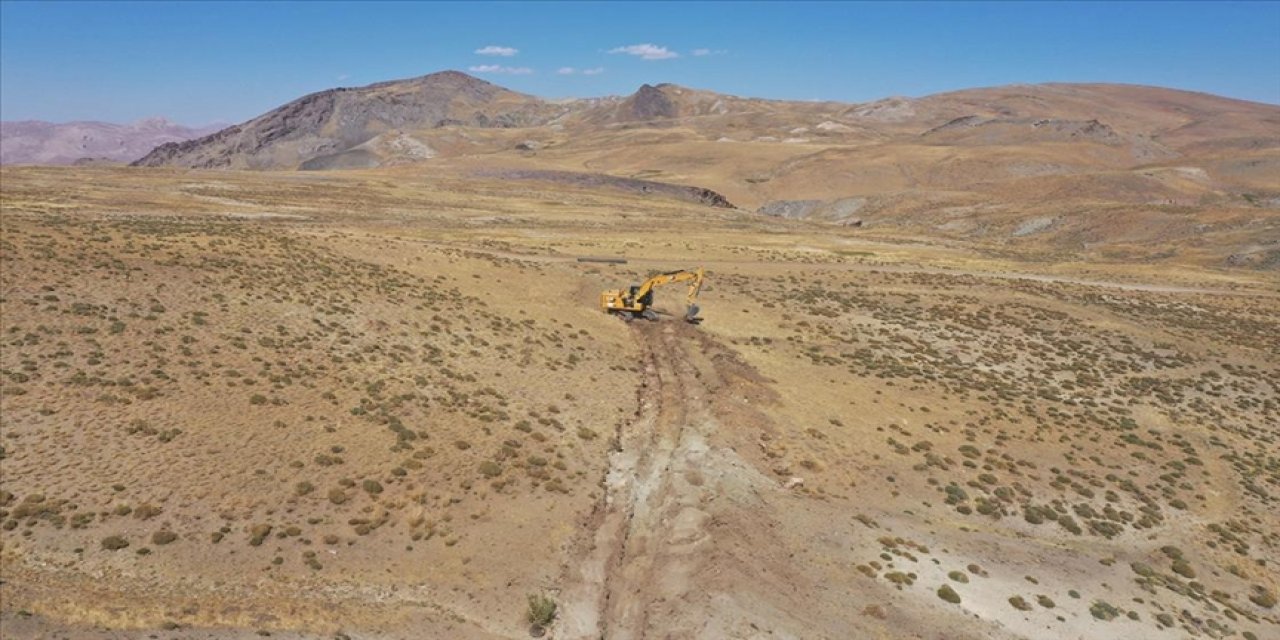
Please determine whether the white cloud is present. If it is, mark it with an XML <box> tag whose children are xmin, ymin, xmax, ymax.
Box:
<box><xmin>608</xmin><ymin>43</ymin><xmax>678</xmax><ymax>60</ymax></box>
<box><xmin>469</xmin><ymin>64</ymin><xmax>533</xmax><ymax>75</ymax></box>
<box><xmin>475</xmin><ymin>45</ymin><xmax>518</xmax><ymax>57</ymax></box>
<box><xmin>692</xmin><ymin>48</ymin><xmax>727</xmax><ymax>56</ymax></box>
<box><xmin>337</xmin><ymin>73</ymin><xmax>350</xmax><ymax>81</ymax></box>
<box><xmin>558</xmin><ymin>66</ymin><xmax>605</xmax><ymax>76</ymax></box>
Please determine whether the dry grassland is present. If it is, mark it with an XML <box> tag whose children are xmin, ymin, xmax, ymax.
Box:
<box><xmin>1</xmin><ymin>166</ymin><xmax>1276</xmax><ymax>639</ymax></box>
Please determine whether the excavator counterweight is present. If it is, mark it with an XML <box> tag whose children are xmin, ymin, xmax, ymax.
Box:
<box><xmin>601</xmin><ymin>267</ymin><xmax>705</xmax><ymax>323</ymax></box>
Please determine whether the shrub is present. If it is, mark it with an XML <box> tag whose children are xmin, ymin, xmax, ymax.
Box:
<box><xmin>295</xmin><ymin>481</ymin><xmax>315</xmax><ymax>496</ymax></box>
<box><xmin>1250</xmin><ymin>587</ymin><xmax>1277</xmax><ymax>609</ymax></box>
<box><xmin>328</xmin><ymin>488</ymin><xmax>348</xmax><ymax>505</ymax></box>
<box><xmin>1171</xmin><ymin>559</ymin><xmax>1196</xmax><ymax>579</ymax></box>
<box><xmin>527</xmin><ymin>593</ymin><xmax>556</xmax><ymax>627</ymax></box>
<box><xmin>1009</xmin><ymin>596</ymin><xmax>1032</xmax><ymax>611</ymax></box>
<box><xmin>361</xmin><ymin>479</ymin><xmax>383</xmax><ymax>495</ymax></box>
<box><xmin>152</xmin><ymin>530</ymin><xmax>178</xmax><ymax>545</ymax></box>
<box><xmin>948</xmin><ymin>571</ymin><xmax>969</xmax><ymax>583</ymax></box>
<box><xmin>101</xmin><ymin>535</ymin><xmax>129</xmax><ymax>550</ymax></box>
<box><xmin>133</xmin><ymin>503</ymin><xmax>162</xmax><ymax>520</ymax></box>
<box><xmin>1131</xmin><ymin>562</ymin><xmax>1155</xmax><ymax>577</ymax></box>
<box><xmin>1090</xmin><ymin>600</ymin><xmax>1120</xmax><ymax>621</ymax></box>
<box><xmin>478</xmin><ymin>461</ymin><xmax>503</xmax><ymax>478</ymax></box>
<box><xmin>249</xmin><ymin>524</ymin><xmax>272</xmax><ymax>546</ymax></box>
<box><xmin>937</xmin><ymin>584</ymin><xmax>961</xmax><ymax>604</ymax></box>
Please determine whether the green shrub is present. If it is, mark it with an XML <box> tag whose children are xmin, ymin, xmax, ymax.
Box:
<box><xmin>1090</xmin><ymin>600</ymin><xmax>1120</xmax><ymax>621</ymax></box>
<box><xmin>152</xmin><ymin>530</ymin><xmax>178</xmax><ymax>545</ymax></box>
<box><xmin>527</xmin><ymin>593</ymin><xmax>556</xmax><ymax>627</ymax></box>
<box><xmin>937</xmin><ymin>584</ymin><xmax>961</xmax><ymax>604</ymax></box>
<box><xmin>1009</xmin><ymin>596</ymin><xmax>1032</xmax><ymax>611</ymax></box>
<box><xmin>1171</xmin><ymin>559</ymin><xmax>1196</xmax><ymax>579</ymax></box>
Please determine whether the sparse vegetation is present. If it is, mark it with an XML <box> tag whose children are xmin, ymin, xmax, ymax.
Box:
<box><xmin>1</xmin><ymin>129</ymin><xmax>1276</xmax><ymax>640</ymax></box>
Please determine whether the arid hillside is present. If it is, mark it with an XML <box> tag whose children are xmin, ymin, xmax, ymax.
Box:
<box><xmin>125</xmin><ymin>73</ymin><xmax>1280</xmax><ymax>269</ymax></box>
<box><xmin>1</xmin><ymin>165</ymin><xmax>1277</xmax><ymax>639</ymax></box>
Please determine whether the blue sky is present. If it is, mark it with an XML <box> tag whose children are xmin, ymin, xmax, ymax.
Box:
<box><xmin>2</xmin><ymin>1</ymin><xmax>1278</xmax><ymax>124</ymax></box>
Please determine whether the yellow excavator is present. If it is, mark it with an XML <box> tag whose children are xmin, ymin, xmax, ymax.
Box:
<box><xmin>601</xmin><ymin>267</ymin><xmax>705</xmax><ymax>323</ymax></box>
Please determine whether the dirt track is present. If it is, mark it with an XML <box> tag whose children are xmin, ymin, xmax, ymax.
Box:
<box><xmin>555</xmin><ymin>319</ymin><xmax>759</xmax><ymax>638</ymax></box>
<box><xmin>557</xmin><ymin>320</ymin><xmax>878</xmax><ymax>639</ymax></box>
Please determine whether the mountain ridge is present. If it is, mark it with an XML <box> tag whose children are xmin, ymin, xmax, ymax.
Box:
<box><xmin>126</xmin><ymin>70</ymin><xmax>1280</xmax><ymax>172</ymax></box>
<box><xmin>0</xmin><ymin>118</ymin><xmax>223</xmax><ymax>165</ymax></box>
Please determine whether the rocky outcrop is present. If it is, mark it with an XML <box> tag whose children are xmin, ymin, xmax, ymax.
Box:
<box><xmin>626</xmin><ymin>84</ymin><xmax>680</xmax><ymax>120</ymax></box>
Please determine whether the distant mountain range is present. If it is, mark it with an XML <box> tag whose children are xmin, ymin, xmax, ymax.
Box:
<box><xmin>0</xmin><ymin>117</ymin><xmax>224</xmax><ymax>165</ymax></box>
<box><xmin>4</xmin><ymin>70</ymin><xmax>1277</xmax><ymax>266</ymax></box>
<box><xmin>119</xmin><ymin>71</ymin><xmax>1278</xmax><ymax>176</ymax></box>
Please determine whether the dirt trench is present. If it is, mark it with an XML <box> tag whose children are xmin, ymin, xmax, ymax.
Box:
<box><xmin>556</xmin><ymin>320</ymin><xmax>814</xmax><ymax>639</ymax></box>
<box><xmin>557</xmin><ymin>320</ymin><xmax>701</xmax><ymax>638</ymax></box>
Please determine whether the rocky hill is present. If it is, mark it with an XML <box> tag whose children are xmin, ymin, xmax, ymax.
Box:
<box><xmin>0</xmin><ymin>118</ymin><xmax>222</xmax><ymax>165</ymax></box>
<box><xmin>132</xmin><ymin>71</ymin><xmax>567</xmax><ymax>170</ymax></box>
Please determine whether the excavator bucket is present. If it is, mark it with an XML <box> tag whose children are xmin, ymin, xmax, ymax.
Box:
<box><xmin>685</xmin><ymin>303</ymin><xmax>702</xmax><ymax>323</ymax></box>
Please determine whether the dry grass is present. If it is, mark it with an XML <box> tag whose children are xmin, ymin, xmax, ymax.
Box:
<box><xmin>1</xmin><ymin>165</ymin><xmax>1276</xmax><ymax>639</ymax></box>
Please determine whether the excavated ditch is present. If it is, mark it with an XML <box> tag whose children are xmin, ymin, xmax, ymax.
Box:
<box><xmin>557</xmin><ymin>320</ymin><xmax>786</xmax><ymax>639</ymax></box>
